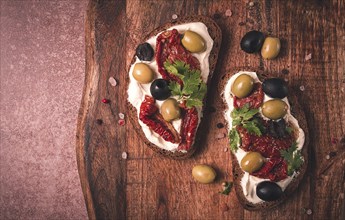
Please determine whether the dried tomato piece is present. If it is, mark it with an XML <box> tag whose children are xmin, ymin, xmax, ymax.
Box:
<box><xmin>178</xmin><ymin>107</ymin><xmax>199</xmax><ymax>151</ymax></box>
<box><xmin>252</xmin><ymin>157</ymin><xmax>288</xmax><ymax>181</ymax></box>
<box><xmin>237</xmin><ymin>126</ymin><xmax>293</xmax><ymax>158</ymax></box>
<box><xmin>139</xmin><ymin>95</ymin><xmax>180</xmax><ymax>143</ymax></box>
<box><xmin>156</xmin><ymin>29</ymin><xmax>200</xmax><ymax>84</ymax></box>
<box><xmin>237</xmin><ymin>123</ymin><xmax>292</xmax><ymax>181</ymax></box>
<box><xmin>234</xmin><ymin>83</ymin><xmax>264</xmax><ymax>109</ymax></box>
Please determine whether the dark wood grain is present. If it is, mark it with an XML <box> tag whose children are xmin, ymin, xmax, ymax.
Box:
<box><xmin>76</xmin><ymin>0</ymin><xmax>345</xmax><ymax>219</ymax></box>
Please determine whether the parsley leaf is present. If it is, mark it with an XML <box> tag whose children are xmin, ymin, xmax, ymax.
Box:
<box><xmin>230</xmin><ymin>104</ymin><xmax>259</xmax><ymax>121</ymax></box>
<box><xmin>243</xmin><ymin>121</ymin><xmax>262</xmax><ymax>136</ymax></box>
<box><xmin>229</xmin><ymin>128</ymin><xmax>240</xmax><ymax>152</ymax></box>
<box><xmin>219</xmin><ymin>182</ymin><xmax>233</xmax><ymax>195</ymax></box>
<box><xmin>280</xmin><ymin>142</ymin><xmax>304</xmax><ymax>176</ymax></box>
<box><xmin>165</xmin><ymin>60</ymin><xmax>207</xmax><ymax>108</ymax></box>
<box><xmin>230</xmin><ymin>105</ymin><xmax>263</xmax><ymax>136</ymax></box>
<box><xmin>285</xmin><ymin>126</ymin><xmax>293</xmax><ymax>134</ymax></box>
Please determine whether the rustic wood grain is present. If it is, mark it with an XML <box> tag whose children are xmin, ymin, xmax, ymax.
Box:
<box><xmin>76</xmin><ymin>0</ymin><xmax>345</xmax><ymax>219</ymax></box>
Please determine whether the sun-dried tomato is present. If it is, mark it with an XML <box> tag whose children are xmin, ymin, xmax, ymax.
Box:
<box><xmin>178</xmin><ymin>107</ymin><xmax>199</xmax><ymax>151</ymax></box>
<box><xmin>156</xmin><ymin>29</ymin><xmax>200</xmax><ymax>84</ymax></box>
<box><xmin>234</xmin><ymin>83</ymin><xmax>264</xmax><ymax>109</ymax></box>
<box><xmin>237</xmin><ymin>124</ymin><xmax>292</xmax><ymax>181</ymax></box>
<box><xmin>252</xmin><ymin>157</ymin><xmax>288</xmax><ymax>181</ymax></box>
<box><xmin>139</xmin><ymin>95</ymin><xmax>180</xmax><ymax>143</ymax></box>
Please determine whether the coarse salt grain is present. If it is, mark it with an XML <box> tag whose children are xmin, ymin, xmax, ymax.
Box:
<box><xmin>172</xmin><ymin>14</ymin><xmax>178</xmax><ymax>20</ymax></box>
<box><xmin>119</xmin><ymin>113</ymin><xmax>125</xmax><ymax>119</ymax></box>
<box><xmin>249</xmin><ymin>2</ymin><xmax>254</xmax><ymax>7</ymax></box>
<box><xmin>122</xmin><ymin>152</ymin><xmax>128</xmax><ymax>159</ymax></box>
<box><xmin>306</xmin><ymin>209</ymin><xmax>312</xmax><ymax>215</ymax></box>
<box><xmin>299</xmin><ymin>85</ymin><xmax>305</xmax><ymax>91</ymax></box>
<box><xmin>118</xmin><ymin>119</ymin><xmax>125</xmax><ymax>126</ymax></box>
<box><xmin>326</xmin><ymin>155</ymin><xmax>330</xmax><ymax>160</ymax></box>
<box><xmin>108</xmin><ymin>77</ymin><xmax>117</xmax><ymax>86</ymax></box>
<box><xmin>225</xmin><ymin>9</ymin><xmax>232</xmax><ymax>17</ymax></box>
<box><xmin>216</xmin><ymin>133</ymin><xmax>225</xmax><ymax>139</ymax></box>
<box><xmin>305</xmin><ymin>53</ymin><xmax>312</xmax><ymax>61</ymax></box>
<box><xmin>224</xmin><ymin>147</ymin><xmax>228</xmax><ymax>152</ymax></box>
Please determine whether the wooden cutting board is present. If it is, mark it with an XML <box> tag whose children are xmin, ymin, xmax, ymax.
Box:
<box><xmin>76</xmin><ymin>0</ymin><xmax>345</xmax><ymax>219</ymax></box>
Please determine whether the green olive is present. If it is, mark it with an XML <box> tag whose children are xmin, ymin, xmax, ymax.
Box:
<box><xmin>192</xmin><ymin>165</ymin><xmax>216</xmax><ymax>184</ymax></box>
<box><xmin>261</xmin><ymin>37</ymin><xmax>281</xmax><ymax>59</ymax></box>
<box><xmin>240</xmin><ymin>152</ymin><xmax>265</xmax><ymax>173</ymax></box>
<box><xmin>181</xmin><ymin>30</ymin><xmax>206</xmax><ymax>53</ymax></box>
<box><xmin>262</xmin><ymin>99</ymin><xmax>288</xmax><ymax>120</ymax></box>
<box><xmin>132</xmin><ymin>63</ymin><xmax>154</xmax><ymax>84</ymax></box>
<box><xmin>231</xmin><ymin>74</ymin><xmax>255</xmax><ymax>98</ymax></box>
<box><xmin>161</xmin><ymin>98</ymin><xmax>181</xmax><ymax>122</ymax></box>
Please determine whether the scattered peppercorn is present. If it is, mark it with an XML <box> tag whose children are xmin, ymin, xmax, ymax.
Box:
<box><xmin>329</xmin><ymin>151</ymin><xmax>337</xmax><ymax>158</ymax></box>
<box><xmin>213</xmin><ymin>13</ymin><xmax>221</xmax><ymax>19</ymax></box>
<box><xmin>96</xmin><ymin>119</ymin><xmax>103</xmax><ymax>125</ymax></box>
<box><xmin>217</xmin><ymin>123</ymin><xmax>224</xmax><ymax>128</ymax></box>
<box><xmin>281</xmin><ymin>69</ymin><xmax>289</xmax><ymax>75</ymax></box>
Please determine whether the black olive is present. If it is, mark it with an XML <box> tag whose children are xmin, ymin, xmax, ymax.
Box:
<box><xmin>268</xmin><ymin>119</ymin><xmax>289</xmax><ymax>138</ymax></box>
<box><xmin>262</xmin><ymin>78</ymin><xmax>288</xmax><ymax>98</ymax></box>
<box><xmin>240</xmin><ymin>30</ymin><xmax>265</xmax><ymax>53</ymax></box>
<box><xmin>136</xmin><ymin>43</ymin><xmax>154</xmax><ymax>61</ymax></box>
<box><xmin>256</xmin><ymin>181</ymin><xmax>283</xmax><ymax>201</ymax></box>
<box><xmin>150</xmin><ymin>79</ymin><xmax>171</xmax><ymax>100</ymax></box>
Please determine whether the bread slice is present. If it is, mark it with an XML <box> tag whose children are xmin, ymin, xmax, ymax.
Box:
<box><xmin>219</xmin><ymin>67</ymin><xmax>309</xmax><ymax>210</ymax></box>
<box><xmin>127</xmin><ymin>16</ymin><xmax>222</xmax><ymax>159</ymax></box>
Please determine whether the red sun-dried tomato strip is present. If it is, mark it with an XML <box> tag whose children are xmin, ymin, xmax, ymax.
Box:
<box><xmin>237</xmin><ymin>126</ymin><xmax>293</xmax><ymax>158</ymax></box>
<box><xmin>234</xmin><ymin>83</ymin><xmax>264</xmax><ymax>109</ymax></box>
<box><xmin>178</xmin><ymin>107</ymin><xmax>199</xmax><ymax>151</ymax></box>
<box><xmin>139</xmin><ymin>95</ymin><xmax>180</xmax><ymax>143</ymax></box>
<box><xmin>237</xmin><ymin>125</ymin><xmax>293</xmax><ymax>181</ymax></box>
<box><xmin>156</xmin><ymin>29</ymin><xmax>200</xmax><ymax>85</ymax></box>
<box><xmin>252</xmin><ymin>157</ymin><xmax>288</xmax><ymax>181</ymax></box>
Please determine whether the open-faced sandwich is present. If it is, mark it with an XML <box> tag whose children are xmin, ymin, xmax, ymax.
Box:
<box><xmin>220</xmin><ymin>69</ymin><xmax>308</xmax><ymax>210</ymax></box>
<box><xmin>127</xmin><ymin>16</ymin><xmax>221</xmax><ymax>159</ymax></box>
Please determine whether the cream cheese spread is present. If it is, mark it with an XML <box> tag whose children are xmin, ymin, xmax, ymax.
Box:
<box><xmin>127</xmin><ymin>22</ymin><xmax>214</xmax><ymax>152</ymax></box>
<box><xmin>223</xmin><ymin>71</ymin><xmax>305</xmax><ymax>204</ymax></box>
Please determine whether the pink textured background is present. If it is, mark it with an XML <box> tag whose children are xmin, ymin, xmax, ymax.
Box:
<box><xmin>0</xmin><ymin>1</ymin><xmax>88</xmax><ymax>219</ymax></box>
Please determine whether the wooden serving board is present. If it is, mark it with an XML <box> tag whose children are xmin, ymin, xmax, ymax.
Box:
<box><xmin>76</xmin><ymin>0</ymin><xmax>345</xmax><ymax>219</ymax></box>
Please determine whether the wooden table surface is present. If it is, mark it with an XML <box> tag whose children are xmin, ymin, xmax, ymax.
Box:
<box><xmin>76</xmin><ymin>0</ymin><xmax>345</xmax><ymax>219</ymax></box>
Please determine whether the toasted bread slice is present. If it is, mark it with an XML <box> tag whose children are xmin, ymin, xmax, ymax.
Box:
<box><xmin>127</xmin><ymin>16</ymin><xmax>222</xmax><ymax>159</ymax></box>
<box><xmin>219</xmin><ymin>68</ymin><xmax>309</xmax><ymax>210</ymax></box>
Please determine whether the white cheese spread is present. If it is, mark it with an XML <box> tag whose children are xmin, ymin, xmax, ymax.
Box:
<box><xmin>223</xmin><ymin>71</ymin><xmax>305</xmax><ymax>204</ymax></box>
<box><xmin>127</xmin><ymin>22</ymin><xmax>214</xmax><ymax>152</ymax></box>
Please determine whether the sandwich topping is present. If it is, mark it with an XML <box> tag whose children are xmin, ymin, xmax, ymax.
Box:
<box><xmin>223</xmin><ymin>71</ymin><xmax>305</xmax><ymax>204</ymax></box>
<box><xmin>127</xmin><ymin>22</ymin><xmax>214</xmax><ymax>152</ymax></box>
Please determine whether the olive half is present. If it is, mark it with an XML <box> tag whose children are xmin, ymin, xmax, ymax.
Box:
<box><xmin>231</xmin><ymin>74</ymin><xmax>254</xmax><ymax>98</ymax></box>
<box><xmin>240</xmin><ymin>152</ymin><xmax>265</xmax><ymax>173</ymax></box>
<box><xmin>240</xmin><ymin>30</ymin><xmax>265</xmax><ymax>53</ymax></box>
<box><xmin>135</xmin><ymin>42</ymin><xmax>154</xmax><ymax>61</ymax></box>
<box><xmin>262</xmin><ymin>99</ymin><xmax>288</xmax><ymax>120</ymax></box>
<box><xmin>132</xmin><ymin>63</ymin><xmax>154</xmax><ymax>84</ymax></box>
<box><xmin>150</xmin><ymin>79</ymin><xmax>171</xmax><ymax>100</ymax></box>
<box><xmin>261</xmin><ymin>37</ymin><xmax>281</xmax><ymax>59</ymax></box>
<box><xmin>192</xmin><ymin>165</ymin><xmax>216</xmax><ymax>184</ymax></box>
<box><xmin>182</xmin><ymin>30</ymin><xmax>206</xmax><ymax>53</ymax></box>
<box><xmin>256</xmin><ymin>181</ymin><xmax>283</xmax><ymax>201</ymax></box>
<box><xmin>161</xmin><ymin>98</ymin><xmax>181</xmax><ymax>122</ymax></box>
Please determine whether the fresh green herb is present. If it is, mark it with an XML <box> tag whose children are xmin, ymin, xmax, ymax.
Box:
<box><xmin>280</xmin><ymin>142</ymin><xmax>304</xmax><ymax>176</ymax></box>
<box><xmin>219</xmin><ymin>181</ymin><xmax>233</xmax><ymax>195</ymax></box>
<box><xmin>164</xmin><ymin>60</ymin><xmax>207</xmax><ymax>108</ymax></box>
<box><xmin>229</xmin><ymin>128</ymin><xmax>240</xmax><ymax>152</ymax></box>
<box><xmin>285</xmin><ymin>126</ymin><xmax>293</xmax><ymax>134</ymax></box>
<box><xmin>230</xmin><ymin>104</ymin><xmax>263</xmax><ymax>136</ymax></box>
